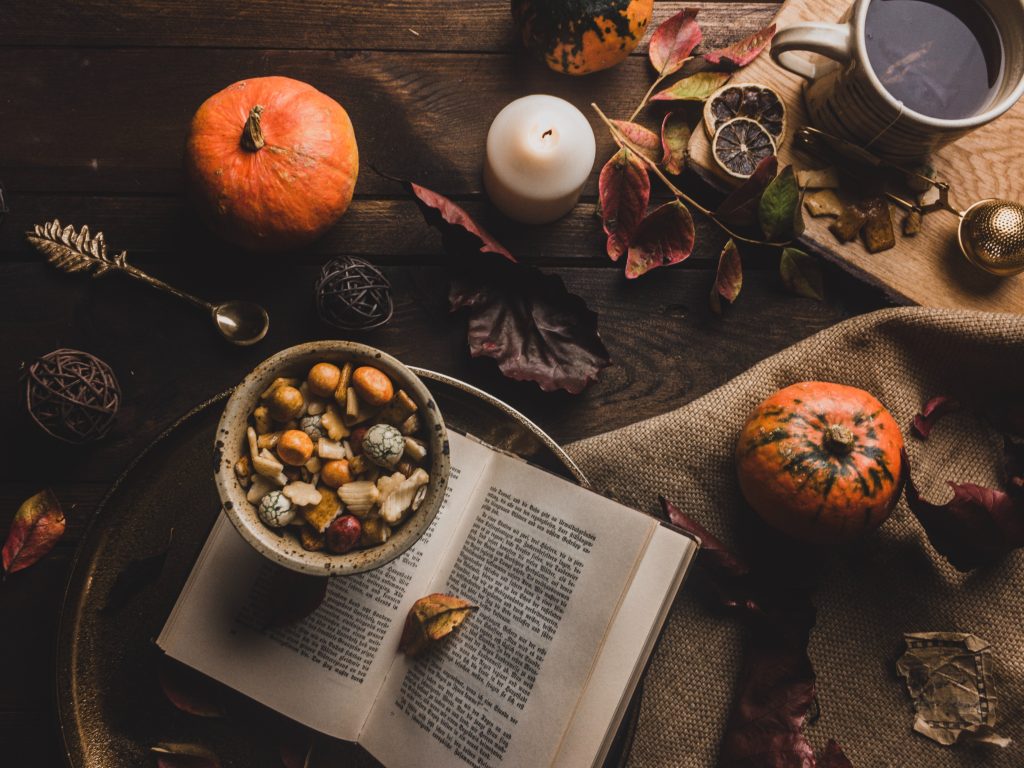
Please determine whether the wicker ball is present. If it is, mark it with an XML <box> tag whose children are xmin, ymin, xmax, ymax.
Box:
<box><xmin>314</xmin><ymin>257</ymin><xmax>393</xmax><ymax>331</ymax></box>
<box><xmin>26</xmin><ymin>349</ymin><xmax>121</xmax><ymax>443</ymax></box>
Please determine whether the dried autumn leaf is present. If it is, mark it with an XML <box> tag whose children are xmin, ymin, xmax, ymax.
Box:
<box><xmin>2</xmin><ymin>489</ymin><xmax>65</xmax><ymax>576</ymax></box>
<box><xmin>159</xmin><ymin>657</ymin><xmax>227</xmax><ymax>718</ymax></box>
<box><xmin>905</xmin><ymin>462</ymin><xmax>1024</xmax><ymax>572</ymax></box>
<box><xmin>151</xmin><ymin>742</ymin><xmax>221</xmax><ymax>768</ymax></box>
<box><xmin>599</xmin><ymin>148</ymin><xmax>650</xmax><ymax>262</ymax></box>
<box><xmin>264</xmin><ymin>568</ymin><xmax>329</xmax><ymax>628</ymax></box>
<box><xmin>625</xmin><ymin>201</ymin><xmax>696</xmax><ymax>279</ymax></box>
<box><xmin>648</xmin><ymin>7</ymin><xmax>703</xmax><ymax>76</ymax></box>
<box><xmin>103</xmin><ymin>529</ymin><xmax>172</xmax><ymax>612</ymax></box>
<box><xmin>710</xmin><ymin>239</ymin><xmax>743</xmax><ymax>314</ymax></box>
<box><xmin>650</xmin><ymin>71</ymin><xmax>732</xmax><ymax>103</ymax></box>
<box><xmin>611</xmin><ymin>120</ymin><xmax>661</xmax><ymax>164</ymax></box>
<box><xmin>660</xmin><ymin>111</ymin><xmax>691</xmax><ymax>175</ymax></box>
<box><xmin>450</xmin><ymin>265</ymin><xmax>612</xmax><ymax>394</ymax></box>
<box><xmin>406</xmin><ymin>182</ymin><xmax>514</xmax><ymax>262</ymax></box>
<box><xmin>780</xmin><ymin>248</ymin><xmax>825</xmax><ymax>301</ymax></box>
<box><xmin>399</xmin><ymin>593</ymin><xmax>477</xmax><ymax>657</ymax></box>
<box><xmin>702</xmin><ymin>23</ymin><xmax>777</xmax><ymax>70</ymax></box>
<box><xmin>758</xmin><ymin>165</ymin><xmax>800</xmax><ymax>241</ymax></box>
<box><xmin>820</xmin><ymin>740</ymin><xmax>855</xmax><ymax>768</ymax></box>
<box><xmin>715</xmin><ymin>155</ymin><xmax>778</xmax><ymax>228</ymax></box>
<box><xmin>911</xmin><ymin>396</ymin><xmax>961</xmax><ymax>439</ymax></box>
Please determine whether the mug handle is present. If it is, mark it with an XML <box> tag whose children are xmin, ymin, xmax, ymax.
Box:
<box><xmin>770</xmin><ymin>23</ymin><xmax>852</xmax><ymax>80</ymax></box>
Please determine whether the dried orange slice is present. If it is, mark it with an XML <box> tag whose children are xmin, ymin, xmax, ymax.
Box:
<box><xmin>704</xmin><ymin>83</ymin><xmax>786</xmax><ymax>142</ymax></box>
<box><xmin>712</xmin><ymin>118</ymin><xmax>776</xmax><ymax>180</ymax></box>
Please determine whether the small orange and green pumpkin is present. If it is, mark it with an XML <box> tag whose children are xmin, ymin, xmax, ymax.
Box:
<box><xmin>185</xmin><ymin>76</ymin><xmax>358</xmax><ymax>252</ymax></box>
<box><xmin>735</xmin><ymin>381</ymin><xmax>904</xmax><ymax>544</ymax></box>
<box><xmin>511</xmin><ymin>0</ymin><xmax>654</xmax><ymax>76</ymax></box>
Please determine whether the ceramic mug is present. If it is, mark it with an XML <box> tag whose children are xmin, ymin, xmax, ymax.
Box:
<box><xmin>770</xmin><ymin>0</ymin><xmax>1024</xmax><ymax>161</ymax></box>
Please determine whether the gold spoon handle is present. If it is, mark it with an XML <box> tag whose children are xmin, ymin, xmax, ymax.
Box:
<box><xmin>118</xmin><ymin>262</ymin><xmax>214</xmax><ymax>312</ymax></box>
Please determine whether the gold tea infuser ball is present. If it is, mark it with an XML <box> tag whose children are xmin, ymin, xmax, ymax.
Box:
<box><xmin>958</xmin><ymin>199</ymin><xmax>1024</xmax><ymax>276</ymax></box>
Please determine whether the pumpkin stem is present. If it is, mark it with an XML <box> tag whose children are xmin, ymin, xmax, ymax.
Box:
<box><xmin>822</xmin><ymin>424</ymin><xmax>856</xmax><ymax>456</ymax></box>
<box><xmin>240</xmin><ymin>105</ymin><xmax>266</xmax><ymax>152</ymax></box>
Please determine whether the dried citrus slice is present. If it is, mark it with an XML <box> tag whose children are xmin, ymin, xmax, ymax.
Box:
<box><xmin>704</xmin><ymin>82</ymin><xmax>786</xmax><ymax>142</ymax></box>
<box><xmin>712</xmin><ymin>117</ymin><xmax>776</xmax><ymax>180</ymax></box>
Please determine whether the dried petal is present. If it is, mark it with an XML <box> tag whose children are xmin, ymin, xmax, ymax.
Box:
<box><xmin>625</xmin><ymin>201</ymin><xmax>696</xmax><ymax>279</ymax></box>
<box><xmin>911</xmin><ymin>396</ymin><xmax>961</xmax><ymax>439</ymax></box>
<box><xmin>701</xmin><ymin>23</ymin><xmax>777</xmax><ymax>70</ymax></box>
<box><xmin>660</xmin><ymin>111</ymin><xmax>691</xmax><ymax>175</ymax></box>
<box><xmin>648</xmin><ymin>8</ymin><xmax>702</xmax><ymax>76</ymax></box>
<box><xmin>758</xmin><ymin>165</ymin><xmax>800</xmax><ymax>241</ymax></box>
<box><xmin>399</xmin><ymin>593</ymin><xmax>477</xmax><ymax>656</ymax></box>
<box><xmin>599</xmin><ymin>148</ymin><xmax>650</xmax><ymax>262</ymax></box>
<box><xmin>2</xmin><ymin>489</ymin><xmax>65</xmax><ymax>575</ymax></box>
<box><xmin>651</xmin><ymin>72</ymin><xmax>732</xmax><ymax>103</ymax></box>
<box><xmin>151</xmin><ymin>743</ymin><xmax>221</xmax><ymax>768</ymax></box>
<box><xmin>780</xmin><ymin>248</ymin><xmax>825</xmax><ymax>301</ymax></box>
<box><xmin>159</xmin><ymin>657</ymin><xmax>226</xmax><ymax>718</ymax></box>
<box><xmin>407</xmin><ymin>182</ymin><xmax>514</xmax><ymax>262</ymax></box>
<box><xmin>610</xmin><ymin>120</ymin><xmax>661</xmax><ymax>164</ymax></box>
<box><xmin>710</xmin><ymin>239</ymin><xmax>742</xmax><ymax>314</ymax></box>
<box><xmin>715</xmin><ymin>155</ymin><xmax>778</xmax><ymax>227</ymax></box>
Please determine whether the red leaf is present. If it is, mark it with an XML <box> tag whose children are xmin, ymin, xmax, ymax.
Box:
<box><xmin>660</xmin><ymin>111</ymin><xmax>691</xmax><ymax>175</ymax></box>
<box><xmin>905</xmin><ymin>458</ymin><xmax>1024</xmax><ymax>571</ymax></box>
<box><xmin>716</xmin><ymin>155</ymin><xmax>778</xmax><ymax>227</ymax></box>
<box><xmin>702</xmin><ymin>23</ymin><xmax>777</xmax><ymax>70</ymax></box>
<box><xmin>610</xmin><ymin>120</ymin><xmax>661</xmax><ymax>164</ymax></box>
<box><xmin>710</xmin><ymin>239</ymin><xmax>743</xmax><ymax>314</ymax></box>
<box><xmin>407</xmin><ymin>182</ymin><xmax>514</xmax><ymax>262</ymax></box>
<box><xmin>264</xmin><ymin>568</ymin><xmax>329</xmax><ymax>628</ymax></box>
<box><xmin>159</xmin><ymin>657</ymin><xmax>226</xmax><ymax>718</ymax></box>
<box><xmin>599</xmin><ymin>148</ymin><xmax>650</xmax><ymax>262</ymax></box>
<box><xmin>151</xmin><ymin>743</ymin><xmax>221</xmax><ymax>768</ymax></box>
<box><xmin>820</xmin><ymin>740</ymin><xmax>855</xmax><ymax>768</ymax></box>
<box><xmin>2</xmin><ymin>489</ymin><xmax>65</xmax><ymax>575</ymax></box>
<box><xmin>450</xmin><ymin>266</ymin><xmax>612</xmax><ymax>394</ymax></box>
<box><xmin>625</xmin><ymin>201</ymin><xmax>695</xmax><ymax>279</ymax></box>
<box><xmin>911</xmin><ymin>395</ymin><xmax>961</xmax><ymax>439</ymax></box>
<box><xmin>659</xmin><ymin>496</ymin><xmax>751</xmax><ymax>585</ymax></box>
<box><xmin>648</xmin><ymin>8</ymin><xmax>703</xmax><ymax>76</ymax></box>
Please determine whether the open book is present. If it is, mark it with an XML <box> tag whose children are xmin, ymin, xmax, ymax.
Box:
<box><xmin>159</xmin><ymin>431</ymin><xmax>698</xmax><ymax>768</ymax></box>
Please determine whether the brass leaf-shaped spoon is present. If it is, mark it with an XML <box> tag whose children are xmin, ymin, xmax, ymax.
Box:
<box><xmin>26</xmin><ymin>219</ymin><xmax>269</xmax><ymax>345</ymax></box>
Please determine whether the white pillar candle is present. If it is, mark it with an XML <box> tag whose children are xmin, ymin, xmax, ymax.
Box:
<box><xmin>483</xmin><ymin>95</ymin><xmax>596</xmax><ymax>225</ymax></box>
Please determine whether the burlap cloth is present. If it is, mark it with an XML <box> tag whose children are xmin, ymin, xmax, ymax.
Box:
<box><xmin>566</xmin><ymin>307</ymin><xmax>1024</xmax><ymax>768</ymax></box>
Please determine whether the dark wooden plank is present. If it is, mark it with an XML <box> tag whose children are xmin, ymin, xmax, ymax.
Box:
<box><xmin>2</xmin><ymin>2</ymin><xmax>777</xmax><ymax>51</ymax></box>
<box><xmin>0</xmin><ymin>47</ymin><xmax>739</xmax><ymax>196</ymax></box>
<box><xmin>0</xmin><ymin>192</ymin><xmax>736</xmax><ymax>266</ymax></box>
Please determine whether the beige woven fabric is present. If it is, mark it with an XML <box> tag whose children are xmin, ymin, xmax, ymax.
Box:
<box><xmin>566</xmin><ymin>308</ymin><xmax>1024</xmax><ymax>768</ymax></box>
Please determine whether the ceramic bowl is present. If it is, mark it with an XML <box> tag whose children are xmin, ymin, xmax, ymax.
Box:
<box><xmin>214</xmin><ymin>341</ymin><xmax>450</xmax><ymax>575</ymax></box>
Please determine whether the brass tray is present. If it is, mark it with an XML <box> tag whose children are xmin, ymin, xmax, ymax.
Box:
<box><xmin>56</xmin><ymin>369</ymin><xmax>639</xmax><ymax>768</ymax></box>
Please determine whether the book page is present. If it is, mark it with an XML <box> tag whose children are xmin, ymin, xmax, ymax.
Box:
<box><xmin>360</xmin><ymin>451</ymin><xmax>660</xmax><ymax>768</ymax></box>
<box><xmin>157</xmin><ymin>432</ymin><xmax>496</xmax><ymax>740</ymax></box>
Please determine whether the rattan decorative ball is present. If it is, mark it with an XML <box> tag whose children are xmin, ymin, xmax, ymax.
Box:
<box><xmin>314</xmin><ymin>257</ymin><xmax>393</xmax><ymax>331</ymax></box>
<box><xmin>26</xmin><ymin>348</ymin><xmax>121</xmax><ymax>444</ymax></box>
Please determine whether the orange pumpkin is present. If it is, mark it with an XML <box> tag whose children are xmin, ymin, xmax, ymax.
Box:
<box><xmin>735</xmin><ymin>382</ymin><xmax>904</xmax><ymax>543</ymax></box>
<box><xmin>512</xmin><ymin>0</ymin><xmax>654</xmax><ymax>75</ymax></box>
<box><xmin>185</xmin><ymin>76</ymin><xmax>358</xmax><ymax>252</ymax></box>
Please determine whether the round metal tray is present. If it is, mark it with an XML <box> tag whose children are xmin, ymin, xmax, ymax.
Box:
<box><xmin>56</xmin><ymin>369</ymin><xmax>638</xmax><ymax>768</ymax></box>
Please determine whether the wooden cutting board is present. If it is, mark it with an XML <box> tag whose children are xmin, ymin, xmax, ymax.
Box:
<box><xmin>688</xmin><ymin>0</ymin><xmax>1024</xmax><ymax>312</ymax></box>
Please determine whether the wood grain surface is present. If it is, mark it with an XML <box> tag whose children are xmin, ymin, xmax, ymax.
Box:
<box><xmin>688</xmin><ymin>0</ymin><xmax>1024</xmax><ymax>311</ymax></box>
<box><xmin>0</xmin><ymin>1</ymin><xmax>892</xmax><ymax>766</ymax></box>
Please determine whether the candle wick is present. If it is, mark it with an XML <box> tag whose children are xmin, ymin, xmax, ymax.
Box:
<box><xmin>542</xmin><ymin>129</ymin><xmax>553</xmax><ymax>139</ymax></box>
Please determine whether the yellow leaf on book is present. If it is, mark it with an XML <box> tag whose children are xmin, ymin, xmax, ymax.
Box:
<box><xmin>399</xmin><ymin>593</ymin><xmax>477</xmax><ymax>657</ymax></box>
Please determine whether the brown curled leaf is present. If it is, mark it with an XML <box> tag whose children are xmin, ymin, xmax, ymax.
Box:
<box><xmin>648</xmin><ymin>7</ymin><xmax>702</xmax><ymax>76</ymax></box>
<box><xmin>651</xmin><ymin>71</ymin><xmax>732</xmax><ymax>103</ymax></box>
<box><xmin>610</xmin><ymin>120</ymin><xmax>662</xmax><ymax>164</ymax></box>
<box><xmin>151</xmin><ymin>742</ymin><xmax>221</xmax><ymax>768</ymax></box>
<box><xmin>911</xmin><ymin>396</ymin><xmax>961</xmax><ymax>439</ymax></box>
<box><xmin>710</xmin><ymin>239</ymin><xmax>743</xmax><ymax>315</ymax></box>
<box><xmin>701</xmin><ymin>23</ymin><xmax>777</xmax><ymax>70</ymax></box>
<box><xmin>400</xmin><ymin>593</ymin><xmax>477</xmax><ymax>657</ymax></box>
<box><xmin>599</xmin><ymin>148</ymin><xmax>650</xmax><ymax>262</ymax></box>
<box><xmin>407</xmin><ymin>182</ymin><xmax>514</xmax><ymax>262</ymax></box>
<box><xmin>660</xmin><ymin>111</ymin><xmax>691</xmax><ymax>176</ymax></box>
<box><xmin>2</xmin><ymin>489</ymin><xmax>65</xmax><ymax>576</ymax></box>
<box><xmin>625</xmin><ymin>201</ymin><xmax>696</xmax><ymax>279</ymax></box>
<box><xmin>159</xmin><ymin>657</ymin><xmax>227</xmax><ymax>718</ymax></box>
<box><xmin>715</xmin><ymin>155</ymin><xmax>778</xmax><ymax>228</ymax></box>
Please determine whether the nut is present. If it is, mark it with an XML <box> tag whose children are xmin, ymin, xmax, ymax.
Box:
<box><xmin>260</xmin><ymin>377</ymin><xmax>300</xmax><ymax>400</ymax></box>
<box><xmin>268</xmin><ymin>385</ymin><xmax>305</xmax><ymax>422</ymax></box>
<box><xmin>363</xmin><ymin>423</ymin><xmax>405</xmax><ymax>469</ymax></box>
<box><xmin>277</xmin><ymin>430</ymin><xmax>314</xmax><ymax>466</ymax></box>
<box><xmin>352</xmin><ymin>366</ymin><xmax>395</xmax><ymax>407</ymax></box>
<box><xmin>326</xmin><ymin>515</ymin><xmax>362</xmax><ymax>554</ymax></box>
<box><xmin>399</xmin><ymin>413</ymin><xmax>421</xmax><ymax>436</ymax></box>
<box><xmin>300</xmin><ymin>415</ymin><xmax>325</xmax><ymax>442</ymax></box>
<box><xmin>321</xmin><ymin>459</ymin><xmax>353</xmax><ymax>488</ymax></box>
<box><xmin>234</xmin><ymin>455</ymin><xmax>252</xmax><ymax>485</ymax></box>
<box><xmin>258</xmin><ymin>490</ymin><xmax>295</xmax><ymax>528</ymax></box>
<box><xmin>380</xmin><ymin>389</ymin><xmax>417</xmax><ymax>424</ymax></box>
<box><xmin>307</xmin><ymin>362</ymin><xmax>342</xmax><ymax>398</ymax></box>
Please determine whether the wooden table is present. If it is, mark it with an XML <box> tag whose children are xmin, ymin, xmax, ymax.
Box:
<box><xmin>0</xmin><ymin>2</ymin><xmax>890</xmax><ymax>764</ymax></box>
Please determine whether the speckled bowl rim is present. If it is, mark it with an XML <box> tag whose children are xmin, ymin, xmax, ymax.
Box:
<box><xmin>214</xmin><ymin>341</ymin><xmax>450</xmax><ymax>575</ymax></box>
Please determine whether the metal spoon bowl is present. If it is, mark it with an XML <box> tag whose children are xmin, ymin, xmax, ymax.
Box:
<box><xmin>212</xmin><ymin>301</ymin><xmax>270</xmax><ymax>346</ymax></box>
